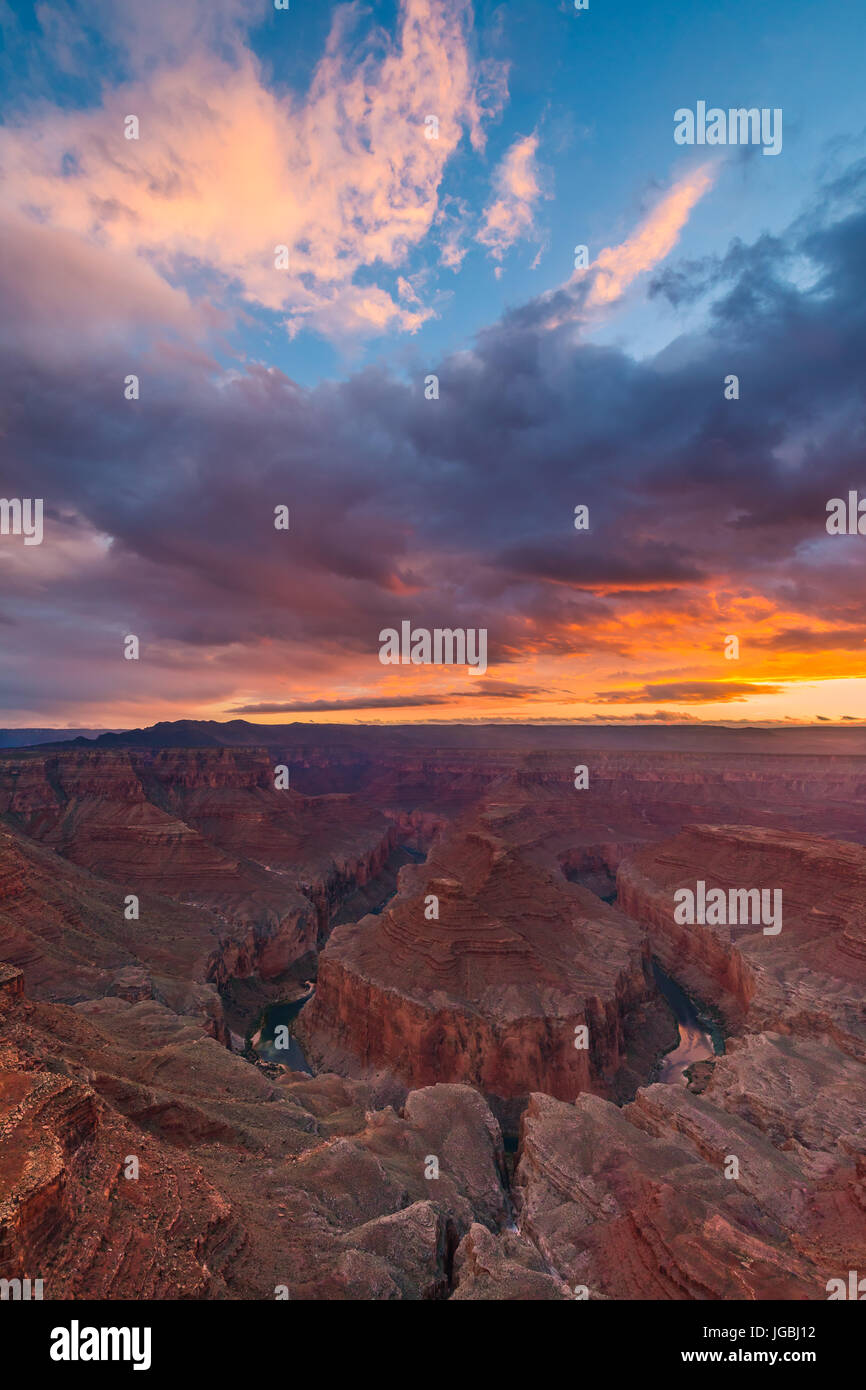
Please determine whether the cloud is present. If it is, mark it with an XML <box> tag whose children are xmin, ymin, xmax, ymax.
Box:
<box><xmin>478</xmin><ymin>131</ymin><xmax>545</xmax><ymax>261</ymax></box>
<box><xmin>230</xmin><ymin>680</ymin><xmax>554</xmax><ymax>713</ymax></box>
<box><xmin>748</xmin><ymin>627</ymin><xmax>866</xmax><ymax>652</ymax></box>
<box><xmin>0</xmin><ymin>0</ymin><xmax>506</xmax><ymax>342</ymax></box>
<box><xmin>500</xmin><ymin>163</ymin><xmax>718</xmax><ymax>333</ymax></box>
<box><xmin>0</xmin><ymin>210</ymin><xmax>213</xmax><ymax>363</ymax></box>
<box><xmin>494</xmin><ymin>537</ymin><xmax>704</xmax><ymax>589</ymax></box>
<box><xmin>231</xmin><ymin>695</ymin><xmax>453</xmax><ymax>713</ymax></box>
<box><xmin>594</xmin><ymin>681</ymin><xmax>786</xmax><ymax>705</ymax></box>
<box><xmin>585</xmin><ymin>163</ymin><xmax>718</xmax><ymax>308</ymax></box>
<box><xmin>2</xmin><ymin>130</ymin><xmax>866</xmax><ymax>722</ymax></box>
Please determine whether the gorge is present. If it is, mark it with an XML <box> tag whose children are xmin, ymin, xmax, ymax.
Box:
<box><xmin>1</xmin><ymin>721</ymin><xmax>864</xmax><ymax>1300</ymax></box>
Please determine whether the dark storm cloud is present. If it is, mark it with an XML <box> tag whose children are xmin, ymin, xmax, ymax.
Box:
<box><xmin>494</xmin><ymin>537</ymin><xmax>705</xmax><ymax>587</ymax></box>
<box><xmin>648</xmin><ymin>233</ymin><xmax>791</xmax><ymax>310</ymax></box>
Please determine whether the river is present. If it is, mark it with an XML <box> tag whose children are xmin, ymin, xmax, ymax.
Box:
<box><xmin>249</xmin><ymin>844</ymin><xmax>426</xmax><ymax>1072</ymax></box>
<box><xmin>651</xmin><ymin>961</ymin><xmax>724</xmax><ymax>1084</ymax></box>
<box><xmin>250</xmin><ymin>989</ymin><xmax>313</xmax><ymax>1071</ymax></box>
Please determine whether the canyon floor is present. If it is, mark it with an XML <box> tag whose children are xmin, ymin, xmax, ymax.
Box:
<box><xmin>1</xmin><ymin>722</ymin><xmax>864</xmax><ymax>1300</ymax></box>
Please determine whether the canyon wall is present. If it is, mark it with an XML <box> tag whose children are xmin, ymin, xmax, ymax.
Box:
<box><xmin>2</xmin><ymin>730</ymin><xmax>865</xmax><ymax>1300</ymax></box>
<box><xmin>617</xmin><ymin>824</ymin><xmax>866</xmax><ymax>1056</ymax></box>
<box><xmin>0</xmin><ymin>747</ymin><xmax>396</xmax><ymax>1010</ymax></box>
<box><xmin>300</xmin><ymin>821</ymin><xmax>675</xmax><ymax>1129</ymax></box>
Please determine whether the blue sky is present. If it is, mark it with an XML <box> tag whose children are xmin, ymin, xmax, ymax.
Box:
<box><xmin>265</xmin><ymin>0</ymin><xmax>864</xmax><ymax>380</ymax></box>
<box><xmin>4</xmin><ymin>0</ymin><xmax>863</xmax><ymax>387</ymax></box>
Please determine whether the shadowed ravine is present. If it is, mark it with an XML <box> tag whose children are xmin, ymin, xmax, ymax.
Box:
<box><xmin>651</xmin><ymin>960</ymin><xmax>724</xmax><ymax>1083</ymax></box>
<box><xmin>250</xmin><ymin>987</ymin><xmax>314</xmax><ymax>1070</ymax></box>
<box><xmin>249</xmin><ymin>843</ymin><xmax>428</xmax><ymax>1070</ymax></box>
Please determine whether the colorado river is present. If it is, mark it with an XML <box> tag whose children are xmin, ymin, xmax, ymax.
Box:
<box><xmin>250</xmin><ymin>987</ymin><xmax>313</xmax><ymax>1071</ymax></box>
<box><xmin>652</xmin><ymin>962</ymin><xmax>724</xmax><ymax>1084</ymax></box>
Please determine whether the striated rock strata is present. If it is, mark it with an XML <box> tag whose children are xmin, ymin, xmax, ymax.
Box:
<box><xmin>618</xmin><ymin>825</ymin><xmax>866</xmax><ymax>1056</ymax></box>
<box><xmin>513</xmin><ymin>1030</ymin><xmax>865</xmax><ymax>1300</ymax></box>
<box><xmin>299</xmin><ymin>821</ymin><xmax>675</xmax><ymax>1129</ymax></box>
<box><xmin>0</xmin><ymin>747</ymin><xmax>396</xmax><ymax>1004</ymax></box>
<box><xmin>0</xmin><ymin>985</ymin><xmax>514</xmax><ymax>1299</ymax></box>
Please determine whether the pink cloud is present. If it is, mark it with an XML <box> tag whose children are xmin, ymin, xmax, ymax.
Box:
<box><xmin>478</xmin><ymin>131</ymin><xmax>545</xmax><ymax>261</ymax></box>
<box><xmin>0</xmin><ymin>212</ymin><xmax>214</xmax><ymax>362</ymax></box>
<box><xmin>584</xmin><ymin>163</ymin><xmax>717</xmax><ymax>307</ymax></box>
<box><xmin>520</xmin><ymin>162</ymin><xmax>718</xmax><ymax>332</ymax></box>
<box><xmin>0</xmin><ymin>0</ymin><xmax>507</xmax><ymax>342</ymax></box>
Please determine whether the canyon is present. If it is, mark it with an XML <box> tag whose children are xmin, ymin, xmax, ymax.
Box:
<box><xmin>298</xmin><ymin>819</ymin><xmax>675</xmax><ymax>1130</ymax></box>
<box><xmin>0</xmin><ymin>721</ymin><xmax>864</xmax><ymax>1300</ymax></box>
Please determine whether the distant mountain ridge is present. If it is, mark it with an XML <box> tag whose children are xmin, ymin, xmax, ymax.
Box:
<box><xmin>0</xmin><ymin>728</ymin><xmax>119</xmax><ymax>749</ymax></box>
<box><xmin>20</xmin><ymin>717</ymin><xmax>866</xmax><ymax>757</ymax></box>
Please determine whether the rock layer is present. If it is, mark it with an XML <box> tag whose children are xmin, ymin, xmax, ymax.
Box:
<box><xmin>618</xmin><ymin>825</ymin><xmax>866</xmax><ymax>1056</ymax></box>
<box><xmin>513</xmin><ymin>1030</ymin><xmax>865</xmax><ymax>1300</ymax></box>
<box><xmin>0</xmin><ymin>986</ymin><xmax>512</xmax><ymax>1299</ymax></box>
<box><xmin>2</xmin><ymin>732</ymin><xmax>865</xmax><ymax>1301</ymax></box>
<box><xmin>300</xmin><ymin>821</ymin><xmax>675</xmax><ymax>1129</ymax></box>
<box><xmin>0</xmin><ymin>747</ymin><xmax>394</xmax><ymax>1003</ymax></box>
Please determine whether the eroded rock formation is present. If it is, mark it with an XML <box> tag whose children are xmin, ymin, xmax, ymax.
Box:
<box><xmin>300</xmin><ymin>821</ymin><xmax>676</xmax><ymax>1129</ymax></box>
<box><xmin>0</xmin><ymin>747</ymin><xmax>394</xmax><ymax>1003</ymax></box>
<box><xmin>0</xmin><ymin>987</ymin><xmax>513</xmax><ymax>1299</ymax></box>
<box><xmin>1</xmin><ymin>730</ymin><xmax>864</xmax><ymax>1301</ymax></box>
<box><xmin>512</xmin><ymin>1031</ymin><xmax>865</xmax><ymax>1300</ymax></box>
<box><xmin>618</xmin><ymin>825</ymin><xmax>866</xmax><ymax>1056</ymax></box>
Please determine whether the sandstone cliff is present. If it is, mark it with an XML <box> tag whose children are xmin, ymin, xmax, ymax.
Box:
<box><xmin>300</xmin><ymin>820</ymin><xmax>675</xmax><ymax>1129</ymax></box>
<box><xmin>617</xmin><ymin>824</ymin><xmax>866</xmax><ymax>1056</ymax></box>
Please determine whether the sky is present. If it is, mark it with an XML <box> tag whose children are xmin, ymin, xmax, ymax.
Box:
<box><xmin>0</xmin><ymin>0</ymin><xmax>865</xmax><ymax>727</ymax></box>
